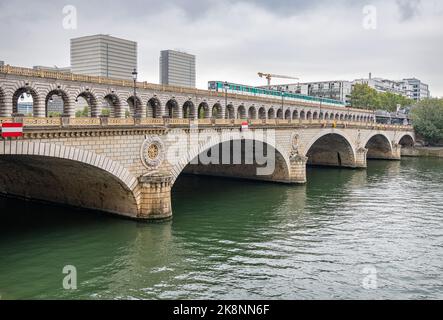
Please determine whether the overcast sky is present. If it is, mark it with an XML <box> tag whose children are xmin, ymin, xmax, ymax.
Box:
<box><xmin>0</xmin><ymin>0</ymin><xmax>442</xmax><ymax>96</ymax></box>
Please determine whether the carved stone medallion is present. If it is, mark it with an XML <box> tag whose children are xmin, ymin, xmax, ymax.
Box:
<box><xmin>141</xmin><ymin>135</ymin><xmax>165</xmax><ymax>169</ymax></box>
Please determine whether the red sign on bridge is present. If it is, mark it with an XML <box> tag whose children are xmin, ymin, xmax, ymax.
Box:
<box><xmin>1</xmin><ymin>122</ymin><xmax>23</xmax><ymax>138</ymax></box>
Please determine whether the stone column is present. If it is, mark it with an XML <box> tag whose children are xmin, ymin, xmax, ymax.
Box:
<box><xmin>137</xmin><ymin>172</ymin><xmax>173</xmax><ymax>221</ymax></box>
<box><xmin>0</xmin><ymin>94</ymin><xmax>13</xmax><ymax>117</ymax></box>
<box><xmin>391</xmin><ymin>143</ymin><xmax>402</xmax><ymax>160</ymax></box>
<box><xmin>288</xmin><ymin>154</ymin><xmax>308</xmax><ymax>184</ymax></box>
<box><xmin>355</xmin><ymin>147</ymin><xmax>368</xmax><ymax>168</ymax></box>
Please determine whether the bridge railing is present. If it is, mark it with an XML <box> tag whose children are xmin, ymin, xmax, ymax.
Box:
<box><xmin>0</xmin><ymin>116</ymin><xmax>413</xmax><ymax>131</ymax></box>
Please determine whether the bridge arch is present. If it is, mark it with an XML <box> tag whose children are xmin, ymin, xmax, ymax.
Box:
<box><xmin>103</xmin><ymin>93</ymin><xmax>122</xmax><ymax>118</ymax></box>
<box><xmin>258</xmin><ymin>107</ymin><xmax>266</xmax><ymax>119</ymax></box>
<box><xmin>147</xmin><ymin>97</ymin><xmax>161</xmax><ymax>118</ymax></box>
<box><xmin>0</xmin><ymin>141</ymin><xmax>139</xmax><ymax>218</ymax></box>
<box><xmin>268</xmin><ymin>108</ymin><xmax>276</xmax><ymax>119</ymax></box>
<box><xmin>398</xmin><ymin>133</ymin><xmax>415</xmax><ymax>147</ymax></box>
<box><xmin>166</xmin><ymin>99</ymin><xmax>179</xmax><ymax>118</ymax></box>
<box><xmin>12</xmin><ymin>85</ymin><xmax>41</xmax><ymax>117</ymax></box>
<box><xmin>237</xmin><ymin>105</ymin><xmax>246</xmax><ymax>119</ymax></box>
<box><xmin>364</xmin><ymin>133</ymin><xmax>393</xmax><ymax>159</ymax></box>
<box><xmin>127</xmin><ymin>95</ymin><xmax>143</xmax><ymax>118</ymax></box>
<box><xmin>0</xmin><ymin>87</ymin><xmax>5</xmax><ymax>114</ymax></box>
<box><xmin>212</xmin><ymin>103</ymin><xmax>222</xmax><ymax>119</ymax></box>
<box><xmin>75</xmin><ymin>91</ymin><xmax>99</xmax><ymax>117</ymax></box>
<box><xmin>284</xmin><ymin>109</ymin><xmax>291</xmax><ymax>120</ymax></box>
<box><xmin>248</xmin><ymin>106</ymin><xmax>257</xmax><ymax>119</ymax></box>
<box><xmin>171</xmin><ymin>131</ymin><xmax>292</xmax><ymax>185</ymax></box>
<box><xmin>198</xmin><ymin>102</ymin><xmax>210</xmax><ymax>119</ymax></box>
<box><xmin>183</xmin><ymin>100</ymin><xmax>196</xmax><ymax>119</ymax></box>
<box><xmin>305</xmin><ymin>131</ymin><xmax>356</xmax><ymax>167</ymax></box>
<box><xmin>44</xmin><ymin>88</ymin><xmax>70</xmax><ymax>117</ymax></box>
<box><xmin>225</xmin><ymin>104</ymin><xmax>235</xmax><ymax>119</ymax></box>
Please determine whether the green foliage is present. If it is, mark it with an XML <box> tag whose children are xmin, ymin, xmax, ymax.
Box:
<box><xmin>410</xmin><ymin>98</ymin><xmax>443</xmax><ymax>145</ymax></box>
<box><xmin>75</xmin><ymin>106</ymin><xmax>89</xmax><ymax>117</ymax></box>
<box><xmin>47</xmin><ymin>111</ymin><xmax>61</xmax><ymax>117</ymax></box>
<box><xmin>350</xmin><ymin>84</ymin><xmax>413</xmax><ymax>111</ymax></box>
<box><xmin>125</xmin><ymin>110</ymin><xmax>130</xmax><ymax>118</ymax></box>
<box><xmin>101</xmin><ymin>108</ymin><xmax>110</xmax><ymax>116</ymax></box>
<box><xmin>350</xmin><ymin>84</ymin><xmax>380</xmax><ymax>110</ymax></box>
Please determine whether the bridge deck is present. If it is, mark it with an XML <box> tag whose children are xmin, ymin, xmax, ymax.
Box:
<box><xmin>0</xmin><ymin>117</ymin><xmax>412</xmax><ymax>132</ymax></box>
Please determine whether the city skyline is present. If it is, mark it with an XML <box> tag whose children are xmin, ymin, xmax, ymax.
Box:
<box><xmin>0</xmin><ymin>0</ymin><xmax>442</xmax><ymax>97</ymax></box>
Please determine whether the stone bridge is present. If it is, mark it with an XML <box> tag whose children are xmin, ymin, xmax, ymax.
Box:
<box><xmin>0</xmin><ymin>65</ymin><xmax>415</xmax><ymax>221</ymax></box>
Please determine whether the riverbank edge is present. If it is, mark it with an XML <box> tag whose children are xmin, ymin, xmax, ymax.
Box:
<box><xmin>402</xmin><ymin>147</ymin><xmax>443</xmax><ymax>158</ymax></box>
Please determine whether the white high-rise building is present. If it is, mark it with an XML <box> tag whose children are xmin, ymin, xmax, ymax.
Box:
<box><xmin>402</xmin><ymin>78</ymin><xmax>430</xmax><ymax>101</ymax></box>
<box><xmin>160</xmin><ymin>50</ymin><xmax>196</xmax><ymax>88</ymax></box>
<box><xmin>71</xmin><ymin>34</ymin><xmax>137</xmax><ymax>80</ymax></box>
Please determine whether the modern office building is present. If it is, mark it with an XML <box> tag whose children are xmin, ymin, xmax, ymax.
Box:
<box><xmin>159</xmin><ymin>50</ymin><xmax>196</xmax><ymax>88</ymax></box>
<box><xmin>70</xmin><ymin>34</ymin><xmax>137</xmax><ymax>80</ymax></box>
<box><xmin>402</xmin><ymin>78</ymin><xmax>430</xmax><ymax>101</ymax></box>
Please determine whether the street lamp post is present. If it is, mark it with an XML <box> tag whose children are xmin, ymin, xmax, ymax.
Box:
<box><xmin>132</xmin><ymin>68</ymin><xmax>138</xmax><ymax>118</ymax></box>
<box><xmin>224</xmin><ymin>81</ymin><xmax>229</xmax><ymax>119</ymax></box>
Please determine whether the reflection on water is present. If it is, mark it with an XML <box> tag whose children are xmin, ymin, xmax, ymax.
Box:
<box><xmin>0</xmin><ymin>158</ymin><xmax>442</xmax><ymax>299</ymax></box>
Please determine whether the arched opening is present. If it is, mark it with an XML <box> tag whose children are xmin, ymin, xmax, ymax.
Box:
<box><xmin>45</xmin><ymin>89</ymin><xmax>68</xmax><ymax>117</ymax></box>
<box><xmin>258</xmin><ymin>107</ymin><xmax>266</xmax><ymax>120</ymax></box>
<box><xmin>127</xmin><ymin>96</ymin><xmax>142</xmax><ymax>118</ymax></box>
<box><xmin>147</xmin><ymin>97</ymin><xmax>161</xmax><ymax>118</ymax></box>
<box><xmin>176</xmin><ymin>139</ymin><xmax>291</xmax><ymax>184</ymax></box>
<box><xmin>306</xmin><ymin>133</ymin><xmax>355</xmax><ymax>167</ymax></box>
<box><xmin>12</xmin><ymin>87</ymin><xmax>39</xmax><ymax>117</ymax></box>
<box><xmin>292</xmin><ymin>110</ymin><xmax>299</xmax><ymax>119</ymax></box>
<box><xmin>268</xmin><ymin>108</ymin><xmax>275</xmax><ymax>119</ymax></box>
<box><xmin>340</xmin><ymin>114</ymin><xmax>345</xmax><ymax>121</ymax></box>
<box><xmin>212</xmin><ymin>103</ymin><xmax>222</xmax><ymax>119</ymax></box>
<box><xmin>75</xmin><ymin>92</ymin><xmax>98</xmax><ymax>117</ymax></box>
<box><xmin>399</xmin><ymin>135</ymin><xmax>414</xmax><ymax>148</ymax></box>
<box><xmin>324</xmin><ymin>112</ymin><xmax>328</xmax><ymax>120</ymax></box>
<box><xmin>0</xmin><ymin>154</ymin><xmax>139</xmax><ymax>218</ymax></box>
<box><xmin>306</xmin><ymin>111</ymin><xmax>312</xmax><ymax>120</ymax></box>
<box><xmin>300</xmin><ymin>111</ymin><xmax>306</xmax><ymax>120</ymax></box>
<box><xmin>365</xmin><ymin>134</ymin><xmax>392</xmax><ymax>159</ymax></box>
<box><xmin>104</xmin><ymin>94</ymin><xmax>121</xmax><ymax>118</ymax></box>
<box><xmin>277</xmin><ymin>109</ymin><xmax>283</xmax><ymax>119</ymax></box>
<box><xmin>237</xmin><ymin>105</ymin><xmax>246</xmax><ymax>119</ymax></box>
<box><xmin>0</xmin><ymin>87</ymin><xmax>5</xmax><ymax>112</ymax></box>
<box><xmin>225</xmin><ymin>104</ymin><xmax>235</xmax><ymax>119</ymax></box>
<box><xmin>248</xmin><ymin>106</ymin><xmax>257</xmax><ymax>119</ymax></box>
<box><xmin>183</xmin><ymin>101</ymin><xmax>195</xmax><ymax>119</ymax></box>
<box><xmin>313</xmin><ymin>112</ymin><xmax>318</xmax><ymax>120</ymax></box>
<box><xmin>285</xmin><ymin>109</ymin><xmax>291</xmax><ymax>120</ymax></box>
<box><xmin>198</xmin><ymin>102</ymin><xmax>210</xmax><ymax>119</ymax></box>
<box><xmin>329</xmin><ymin>113</ymin><xmax>334</xmax><ymax>120</ymax></box>
<box><xmin>166</xmin><ymin>99</ymin><xmax>179</xmax><ymax>118</ymax></box>
<box><xmin>335</xmin><ymin>114</ymin><xmax>340</xmax><ymax>120</ymax></box>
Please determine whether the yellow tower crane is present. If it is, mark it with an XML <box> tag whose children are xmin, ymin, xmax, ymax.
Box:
<box><xmin>258</xmin><ymin>72</ymin><xmax>299</xmax><ymax>86</ymax></box>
